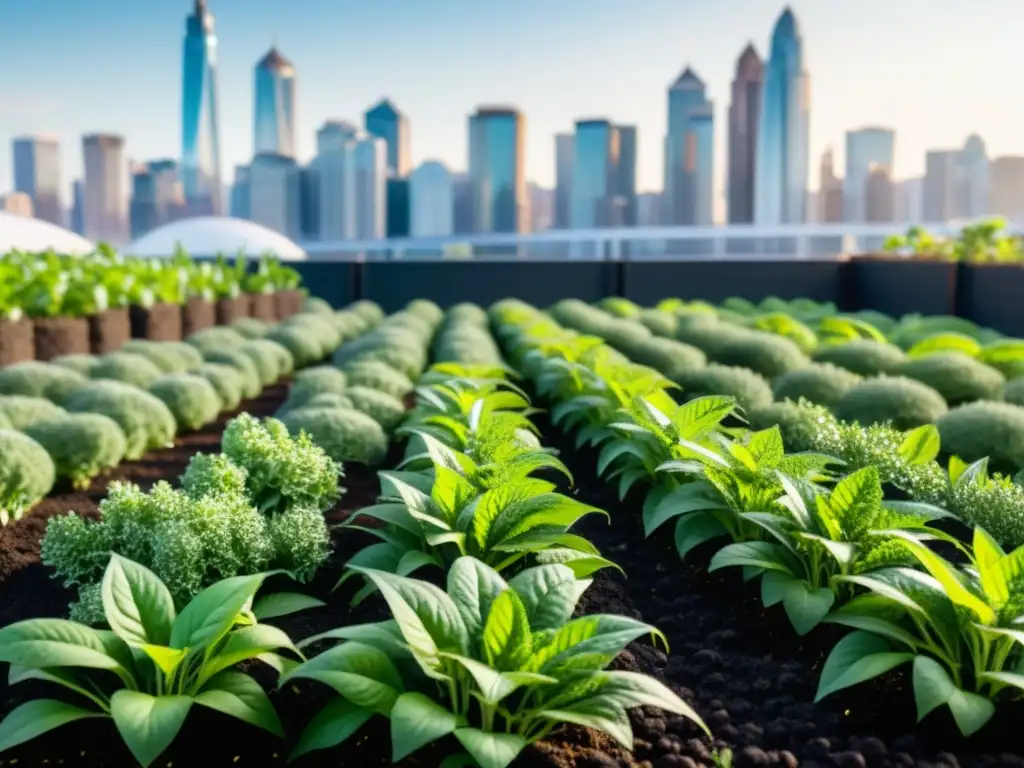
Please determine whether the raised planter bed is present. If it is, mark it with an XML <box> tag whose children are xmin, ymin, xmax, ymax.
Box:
<box><xmin>87</xmin><ymin>307</ymin><xmax>130</xmax><ymax>354</ymax></box>
<box><xmin>181</xmin><ymin>296</ymin><xmax>216</xmax><ymax>337</ymax></box>
<box><xmin>275</xmin><ymin>289</ymin><xmax>305</xmax><ymax>319</ymax></box>
<box><xmin>33</xmin><ymin>316</ymin><xmax>90</xmax><ymax>360</ymax></box>
<box><xmin>844</xmin><ymin>254</ymin><xmax>958</xmax><ymax>317</ymax></box>
<box><xmin>248</xmin><ymin>291</ymin><xmax>278</xmax><ymax>322</ymax></box>
<box><xmin>956</xmin><ymin>262</ymin><xmax>1024</xmax><ymax>336</ymax></box>
<box><xmin>0</xmin><ymin>317</ymin><xmax>35</xmax><ymax>365</ymax></box>
<box><xmin>216</xmin><ymin>295</ymin><xmax>251</xmax><ymax>325</ymax></box>
<box><xmin>130</xmin><ymin>302</ymin><xmax>183</xmax><ymax>341</ymax></box>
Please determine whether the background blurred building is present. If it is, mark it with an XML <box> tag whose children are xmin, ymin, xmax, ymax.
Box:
<box><xmin>727</xmin><ymin>44</ymin><xmax>763</xmax><ymax>224</ymax></box>
<box><xmin>845</xmin><ymin>127</ymin><xmax>895</xmax><ymax>222</ymax></box>
<box><xmin>181</xmin><ymin>0</ymin><xmax>223</xmax><ymax>215</ymax></box>
<box><xmin>410</xmin><ymin>160</ymin><xmax>454</xmax><ymax>237</ymax></box>
<box><xmin>253</xmin><ymin>48</ymin><xmax>297</xmax><ymax>157</ymax></box>
<box><xmin>468</xmin><ymin>107</ymin><xmax>528</xmax><ymax>234</ymax></box>
<box><xmin>248</xmin><ymin>152</ymin><xmax>300</xmax><ymax>238</ymax></box>
<box><xmin>12</xmin><ymin>136</ymin><xmax>62</xmax><ymax>225</ymax></box>
<box><xmin>82</xmin><ymin>133</ymin><xmax>127</xmax><ymax>243</ymax></box>
<box><xmin>364</xmin><ymin>99</ymin><xmax>411</xmax><ymax>178</ymax></box>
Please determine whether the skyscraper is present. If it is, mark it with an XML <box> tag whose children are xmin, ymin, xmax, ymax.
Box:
<box><xmin>727</xmin><ymin>44</ymin><xmax>763</xmax><ymax>224</ymax></box>
<box><xmin>571</xmin><ymin>120</ymin><xmax>620</xmax><ymax>229</ymax></box>
<box><xmin>353</xmin><ymin>136</ymin><xmax>388</xmax><ymax>240</ymax></box>
<box><xmin>615</xmin><ymin>125</ymin><xmax>638</xmax><ymax>226</ymax></box>
<box><xmin>665</xmin><ymin>67</ymin><xmax>713</xmax><ymax>225</ymax></box>
<box><xmin>957</xmin><ymin>135</ymin><xmax>990</xmax><ymax>219</ymax></box>
<box><xmin>364</xmin><ymin>99</ymin><xmax>411</xmax><ymax>178</ymax></box>
<box><xmin>254</xmin><ymin>48</ymin><xmax>297</xmax><ymax>157</ymax></box>
<box><xmin>468</xmin><ymin>107</ymin><xmax>527</xmax><ymax>234</ymax></box>
<box><xmin>230</xmin><ymin>165</ymin><xmax>251</xmax><ymax>220</ymax></box>
<box><xmin>818</xmin><ymin>148</ymin><xmax>843</xmax><ymax>223</ymax></box>
<box><xmin>864</xmin><ymin>164</ymin><xmax>895</xmax><ymax>223</ymax></box>
<box><xmin>130</xmin><ymin>159</ymin><xmax>184</xmax><ymax>238</ymax></box>
<box><xmin>316</xmin><ymin>120</ymin><xmax>358</xmax><ymax>154</ymax></box>
<box><xmin>248</xmin><ymin>152</ymin><xmax>300</xmax><ymax>238</ymax></box>
<box><xmin>70</xmin><ymin>180</ymin><xmax>84</xmax><ymax>235</ymax></box>
<box><xmin>12</xmin><ymin>136</ymin><xmax>62</xmax><ymax>225</ymax></box>
<box><xmin>754</xmin><ymin>6</ymin><xmax>810</xmax><ymax>224</ymax></box>
<box><xmin>82</xmin><ymin>134</ymin><xmax>127</xmax><ymax>244</ymax></box>
<box><xmin>990</xmin><ymin>156</ymin><xmax>1024</xmax><ymax>222</ymax></box>
<box><xmin>924</xmin><ymin>149</ymin><xmax>958</xmax><ymax>222</ymax></box>
<box><xmin>181</xmin><ymin>0</ymin><xmax>223</xmax><ymax>216</ymax></box>
<box><xmin>312</xmin><ymin>138</ymin><xmax>356</xmax><ymax>242</ymax></box>
<box><xmin>410</xmin><ymin>161</ymin><xmax>454</xmax><ymax>237</ymax></box>
<box><xmin>554</xmin><ymin>133</ymin><xmax>574</xmax><ymax>229</ymax></box>
<box><xmin>844</xmin><ymin>127</ymin><xmax>895</xmax><ymax>222</ymax></box>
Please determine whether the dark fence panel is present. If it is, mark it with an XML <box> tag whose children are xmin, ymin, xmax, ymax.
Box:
<box><xmin>360</xmin><ymin>261</ymin><xmax>619</xmax><ymax>312</ymax></box>
<box><xmin>621</xmin><ymin>260</ymin><xmax>844</xmax><ymax>307</ymax></box>
<box><xmin>844</xmin><ymin>259</ymin><xmax>957</xmax><ymax>319</ymax></box>
<box><xmin>957</xmin><ymin>264</ymin><xmax>1024</xmax><ymax>336</ymax></box>
<box><xmin>292</xmin><ymin>262</ymin><xmax>360</xmax><ymax>308</ymax></box>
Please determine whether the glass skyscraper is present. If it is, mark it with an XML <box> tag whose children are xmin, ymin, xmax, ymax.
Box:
<box><xmin>364</xmin><ymin>99</ymin><xmax>411</xmax><ymax>178</ymax></box>
<box><xmin>254</xmin><ymin>48</ymin><xmax>297</xmax><ymax>158</ymax></box>
<box><xmin>468</xmin><ymin>107</ymin><xmax>527</xmax><ymax>234</ymax></box>
<box><xmin>571</xmin><ymin>120</ymin><xmax>620</xmax><ymax>229</ymax></box>
<box><xmin>844</xmin><ymin>128</ymin><xmax>895</xmax><ymax>222</ymax></box>
<box><xmin>754</xmin><ymin>7</ymin><xmax>810</xmax><ymax>225</ymax></box>
<box><xmin>12</xmin><ymin>136</ymin><xmax>62</xmax><ymax>225</ymax></box>
<box><xmin>665</xmin><ymin>67</ymin><xmax>713</xmax><ymax>226</ymax></box>
<box><xmin>181</xmin><ymin>0</ymin><xmax>223</xmax><ymax>216</ymax></box>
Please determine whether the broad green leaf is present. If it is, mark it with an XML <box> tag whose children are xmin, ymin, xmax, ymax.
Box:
<box><xmin>447</xmin><ymin>556</ymin><xmax>509</xmax><ymax>637</ymax></box>
<box><xmin>0</xmin><ymin>619</ymin><xmax>126</xmax><ymax>673</ymax></box>
<box><xmin>345</xmin><ymin>503</ymin><xmax>420</xmax><ymax>535</ymax></box>
<box><xmin>644</xmin><ymin>482</ymin><xmax>725</xmax><ymax>537</ymax></box>
<box><xmin>675</xmin><ymin>511</ymin><xmax>728</xmax><ymax>560</ymax></box>
<box><xmin>194</xmin><ymin>670</ymin><xmax>284</xmax><ymax>737</ymax></box>
<box><xmin>601</xmin><ymin>671</ymin><xmax>709</xmax><ymax>735</ymax></box>
<box><xmin>532</xmin><ymin>547</ymin><xmax>620</xmax><ymax>578</ymax></box>
<box><xmin>537</xmin><ymin>615</ymin><xmax>663</xmax><ymax>671</ymax></box>
<box><xmin>101</xmin><ymin>554</ymin><xmax>176</xmax><ymax>647</ymax></box>
<box><xmin>0</xmin><ymin>699</ymin><xmax>103</xmax><ymax>753</ymax></box>
<box><xmin>907</xmin><ymin>333</ymin><xmax>982</xmax><ymax>359</ymax></box>
<box><xmin>709</xmin><ymin>541</ymin><xmax>795</xmax><ymax>575</ymax></box>
<box><xmin>948</xmin><ymin>455</ymin><xmax>970</xmax><ymax>485</ymax></box>
<box><xmin>454</xmin><ymin>728</ymin><xmax>529</xmax><ymax>768</ymax></box>
<box><xmin>597</xmin><ymin>440</ymin><xmax>644</xmax><ymax>478</ymax></box>
<box><xmin>746</xmin><ymin>426</ymin><xmax>784</xmax><ymax>468</ymax></box>
<box><xmin>296</xmin><ymin>620</ymin><xmax>406</xmax><ymax>654</ymax></box>
<box><xmin>508</xmin><ymin>563</ymin><xmax>589</xmax><ymax>631</ymax></box>
<box><xmin>482</xmin><ymin>590</ymin><xmax>532</xmax><ymax>668</ymax></box>
<box><xmin>289</xmin><ymin>698</ymin><xmax>372</xmax><ymax>762</ymax></box>
<box><xmin>444</xmin><ymin>653</ymin><xmax>555</xmax><ymax>703</ymax></box>
<box><xmin>899</xmin><ymin>425</ymin><xmax>941</xmax><ymax>466</ymax></box>
<box><xmin>780</xmin><ymin>580</ymin><xmax>835</xmax><ymax>636</ymax></box>
<box><xmin>815</xmin><ymin>631</ymin><xmax>913</xmax><ymax>700</ymax></box>
<box><xmin>912</xmin><ymin>656</ymin><xmax>995</xmax><ymax>736</ymax></box>
<box><xmin>281</xmin><ymin>641</ymin><xmax>403</xmax><ymax>714</ymax></box>
<box><xmin>251</xmin><ymin>592</ymin><xmax>325</xmax><ymax>620</ymax></box>
<box><xmin>199</xmin><ymin>623</ymin><xmax>297</xmax><ymax>683</ymax></box>
<box><xmin>391</xmin><ymin>692</ymin><xmax>465</xmax><ymax>761</ymax></box>
<box><xmin>761</xmin><ymin>570</ymin><xmax>793</xmax><ymax>608</ymax></box>
<box><xmin>110</xmin><ymin>690</ymin><xmax>192</xmax><ymax>768</ymax></box>
<box><xmin>397</xmin><ymin>550</ymin><xmax>442</xmax><ymax>577</ymax></box>
<box><xmin>673</xmin><ymin>396</ymin><xmax>735</xmax><ymax>440</ymax></box>
<box><xmin>432</xmin><ymin>465</ymin><xmax>478</xmax><ymax>521</ymax></box>
<box><xmin>540</xmin><ymin>697</ymin><xmax>633</xmax><ymax>748</ymax></box>
<box><xmin>141</xmin><ymin>644</ymin><xmax>187</xmax><ymax>677</ymax></box>
<box><xmin>170</xmin><ymin>572</ymin><xmax>268</xmax><ymax>650</ymax></box>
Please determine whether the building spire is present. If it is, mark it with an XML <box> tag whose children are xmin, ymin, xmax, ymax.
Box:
<box><xmin>195</xmin><ymin>0</ymin><xmax>206</xmax><ymax>14</ymax></box>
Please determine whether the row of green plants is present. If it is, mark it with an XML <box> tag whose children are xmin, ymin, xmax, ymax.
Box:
<box><xmin>0</xmin><ymin>300</ymin><xmax>385</xmax><ymax>524</ymax></box>
<box><xmin>0</xmin><ymin>305</ymin><xmax>707</xmax><ymax>768</ymax></box>
<box><xmin>555</xmin><ymin>299</ymin><xmax>1024</xmax><ymax>477</ymax></box>
<box><xmin>489</xmin><ymin>299</ymin><xmax>1024</xmax><ymax>739</ymax></box>
<box><xmin>0</xmin><ymin>246</ymin><xmax>301</xmax><ymax>320</ymax></box>
<box><xmin>882</xmin><ymin>219</ymin><xmax>1024</xmax><ymax>263</ymax></box>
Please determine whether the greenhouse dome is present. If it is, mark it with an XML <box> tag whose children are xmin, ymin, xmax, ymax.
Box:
<box><xmin>0</xmin><ymin>212</ymin><xmax>95</xmax><ymax>254</ymax></box>
<box><xmin>127</xmin><ymin>216</ymin><xmax>307</xmax><ymax>260</ymax></box>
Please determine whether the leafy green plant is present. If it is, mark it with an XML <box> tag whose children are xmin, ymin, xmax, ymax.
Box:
<box><xmin>286</xmin><ymin>557</ymin><xmax>706</xmax><ymax>766</ymax></box>
<box><xmin>0</xmin><ymin>554</ymin><xmax>303</xmax><ymax>766</ymax></box>
<box><xmin>817</xmin><ymin>527</ymin><xmax>1024</xmax><ymax>735</ymax></box>
<box><xmin>0</xmin><ymin>429</ymin><xmax>56</xmax><ymax>525</ymax></box>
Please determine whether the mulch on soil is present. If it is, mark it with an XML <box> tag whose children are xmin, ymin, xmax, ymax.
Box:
<box><xmin>1</xmin><ymin>393</ymin><xmax>1022</xmax><ymax>767</ymax></box>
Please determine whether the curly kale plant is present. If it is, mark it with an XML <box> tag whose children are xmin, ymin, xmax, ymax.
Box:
<box><xmin>0</xmin><ymin>361</ymin><xmax>88</xmax><ymax>405</ymax></box>
<box><xmin>280</xmin><ymin>406</ymin><xmax>388</xmax><ymax>466</ymax></box>
<box><xmin>23</xmin><ymin>413</ymin><xmax>127</xmax><ymax>489</ymax></box>
<box><xmin>221</xmin><ymin>413</ymin><xmax>342</xmax><ymax>515</ymax></box>
<box><xmin>285</xmin><ymin>558</ymin><xmax>706</xmax><ymax>766</ymax></box>
<box><xmin>0</xmin><ymin>394</ymin><xmax>66</xmax><ymax>429</ymax></box>
<box><xmin>0</xmin><ymin>429</ymin><xmax>56</xmax><ymax>525</ymax></box>
<box><xmin>90</xmin><ymin>352</ymin><xmax>165</xmax><ymax>389</ymax></box>
<box><xmin>149</xmin><ymin>373</ymin><xmax>223</xmax><ymax>431</ymax></box>
<box><xmin>64</xmin><ymin>380</ymin><xmax>177</xmax><ymax>460</ymax></box>
<box><xmin>345</xmin><ymin>386</ymin><xmax>406</xmax><ymax>432</ymax></box>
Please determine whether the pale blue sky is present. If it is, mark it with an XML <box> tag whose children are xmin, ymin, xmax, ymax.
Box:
<box><xmin>0</xmin><ymin>0</ymin><xmax>1019</xmax><ymax>207</ymax></box>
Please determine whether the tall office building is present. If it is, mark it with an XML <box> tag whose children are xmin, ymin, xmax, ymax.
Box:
<box><xmin>254</xmin><ymin>48</ymin><xmax>297</xmax><ymax>157</ymax></box>
<box><xmin>637</xmin><ymin>193</ymin><xmax>663</xmax><ymax>227</ymax></box>
<box><xmin>895</xmin><ymin>178</ymin><xmax>923</xmax><ymax>223</ymax></box>
<box><xmin>924</xmin><ymin>149</ymin><xmax>959</xmax><ymax>222</ymax></box>
<box><xmin>844</xmin><ymin>127</ymin><xmax>895</xmax><ymax>222</ymax></box>
<box><xmin>818</xmin><ymin>148</ymin><xmax>843</xmax><ymax>223</ymax></box>
<box><xmin>665</xmin><ymin>67</ymin><xmax>713</xmax><ymax>225</ymax></box>
<box><xmin>82</xmin><ymin>134</ymin><xmax>127</xmax><ymax>244</ymax></box>
<box><xmin>316</xmin><ymin>120</ymin><xmax>358</xmax><ymax>154</ymax></box>
<box><xmin>468</xmin><ymin>107</ymin><xmax>528</xmax><ymax>234</ymax></box>
<box><xmin>689</xmin><ymin>106</ymin><xmax>715</xmax><ymax>226</ymax></box>
<box><xmin>409</xmin><ymin>161</ymin><xmax>454</xmax><ymax>237</ymax></box>
<box><xmin>353</xmin><ymin>136</ymin><xmax>388</xmax><ymax>240</ymax></box>
<box><xmin>181</xmin><ymin>0</ymin><xmax>223</xmax><ymax>215</ymax></box>
<box><xmin>991</xmin><ymin>156</ymin><xmax>1024</xmax><ymax>222</ymax></box>
<box><xmin>12</xmin><ymin>136</ymin><xmax>62</xmax><ymax>224</ymax></box>
<box><xmin>312</xmin><ymin>138</ymin><xmax>355</xmax><ymax>242</ymax></box>
<box><xmin>754</xmin><ymin>7</ymin><xmax>810</xmax><ymax>224</ymax></box>
<box><xmin>452</xmin><ymin>173</ymin><xmax>473</xmax><ymax>235</ymax></box>
<box><xmin>387</xmin><ymin>178</ymin><xmax>410</xmax><ymax>238</ymax></box>
<box><xmin>554</xmin><ymin>133</ymin><xmax>574</xmax><ymax>228</ymax></box>
<box><xmin>727</xmin><ymin>44</ymin><xmax>763</xmax><ymax>224</ymax></box>
<box><xmin>615</xmin><ymin>125</ymin><xmax>638</xmax><ymax>226</ymax></box>
<box><xmin>70</xmin><ymin>180</ymin><xmax>84</xmax><ymax>235</ymax></box>
<box><xmin>528</xmin><ymin>184</ymin><xmax>555</xmax><ymax>232</ymax></box>
<box><xmin>571</xmin><ymin>120</ymin><xmax>620</xmax><ymax>229</ymax></box>
<box><xmin>130</xmin><ymin>159</ymin><xmax>184</xmax><ymax>238</ymax></box>
<box><xmin>230</xmin><ymin>165</ymin><xmax>251</xmax><ymax>219</ymax></box>
<box><xmin>248</xmin><ymin>152</ymin><xmax>300</xmax><ymax>238</ymax></box>
<box><xmin>958</xmin><ymin>134</ymin><xmax>989</xmax><ymax>218</ymax></box>
<box><xmin>364</xmin><ymin>99</ymin><xmax>411</xmax><ymax>177</ymax></box>
<box><xmin>298</xmin><ymin>166</ymin><xmax>320</xmax><ymax>240</ymax></box>
<box><xmin>864</xmin><ymin>164</ymin><xmax>895</xmax><ymax>222</ymax></box>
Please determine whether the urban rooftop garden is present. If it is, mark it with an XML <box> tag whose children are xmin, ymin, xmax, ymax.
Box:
<box><xmin>0</xmin><ymin>245</ymin><xmax>1023</xmax><ymax>767</ymax></box>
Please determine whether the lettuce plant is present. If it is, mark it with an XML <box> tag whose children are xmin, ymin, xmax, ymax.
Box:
<box><xmin>0</xmin><ymin>555</ymin><xmax>302</xmax><ymax>766</ymax></box>
<box><xmin>285</xmin><ymin>558</ymin><xmax>707</xmax><ymax>766</ymax></box>
<box><xmin>817</xmin><ymin>527</ymin><xmax>1024</xmax><ymax>736</ymax></box>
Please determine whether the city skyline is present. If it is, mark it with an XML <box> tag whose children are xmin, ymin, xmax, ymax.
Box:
<box><xmin>1</xmin><ymin>0</ymin><xmax>1020</xmax><ymax>207</ymax></box>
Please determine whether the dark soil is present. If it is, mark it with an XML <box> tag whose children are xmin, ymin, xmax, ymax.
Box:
<box><xmin>130</xmin><ymin>302</ymin><xmax>183</xmax><ymax>342</ymax></box>
<box><xmin>182</xmin><ymin>297</ymin><xmax>217</xmax><ymax>336</ymax></box>
<box><xmin>0</xmin><ymin>317</ymin><xmax>35</xmax><ymax>365</ymax></box>
<box><xmin>89</xmin><ymin>307</ymin><xmax>131</xmax><ymax>354</ymax></box>
<box><xmin>33</xmin><ymin>315</ymin><xmax>90</xmax><ymax>360</ymax></box>
<box><xmin>2</xmin><ymin>385</ymin><xmax>1022</xmax><ymax>767</ymax></box>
